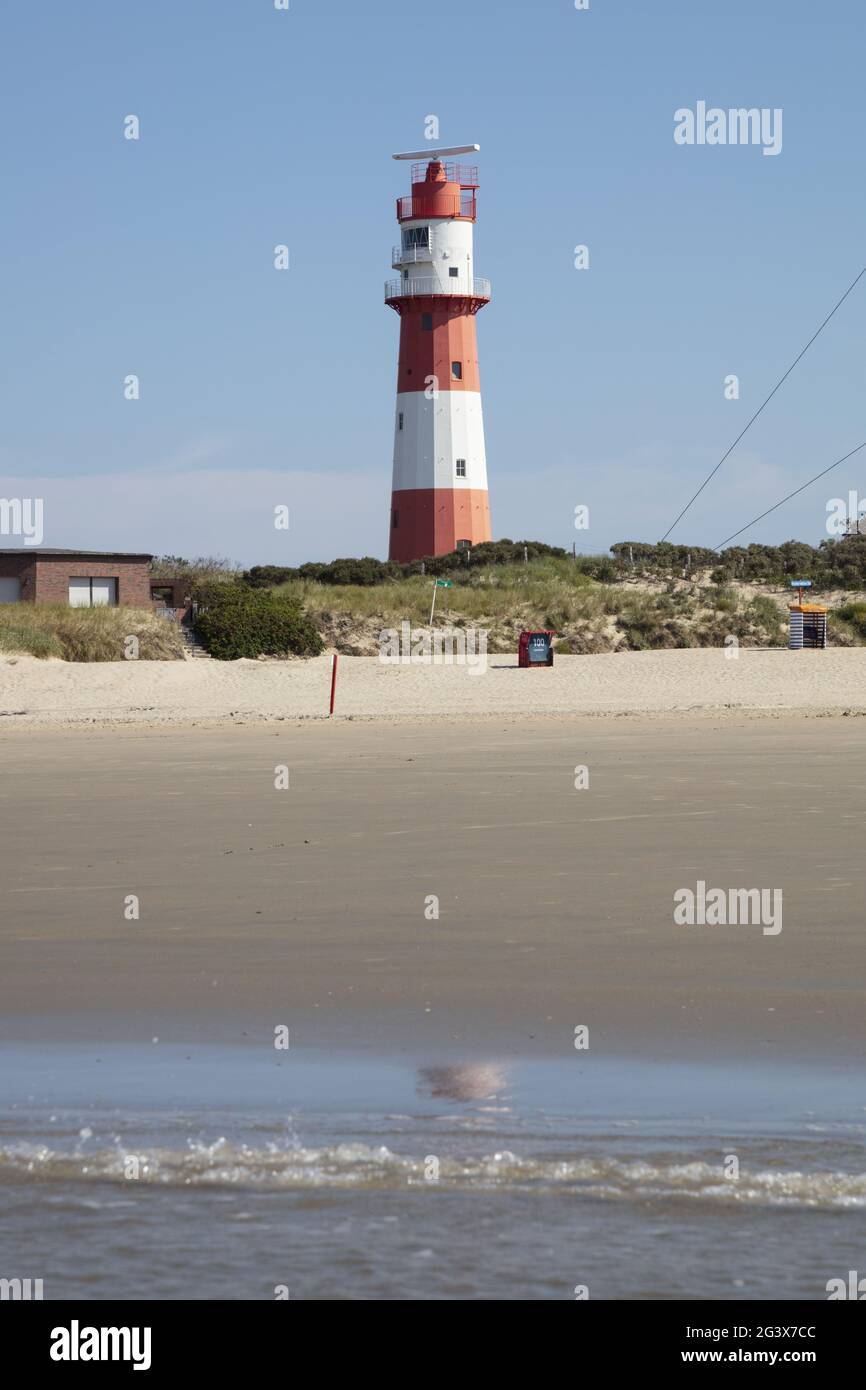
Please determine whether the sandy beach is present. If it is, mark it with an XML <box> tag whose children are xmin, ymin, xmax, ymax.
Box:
<box><xmin>3</xmin><ymin>711</ymin><xmax>865</xmax><ymax>1301</ymax></box>
<box><xmin>2</xmin><ymin>715</ymin><xmax>863</xmax><ymax>1059</ymax></box>
<box><xmin>2</xmin><ymin>647</ymin><xmax>866</xmax><ymax>729</ymax></box>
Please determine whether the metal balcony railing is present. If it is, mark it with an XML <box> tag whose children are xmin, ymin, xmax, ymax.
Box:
<box><xmin>391</xmin><ymin>244</ymin><xmax>434</xmax><ymax>267</ymax></box>
<box><xmin>384</xmin><ymin>276</ymin><xmax>491</xmax><ymax>302</ymax></box>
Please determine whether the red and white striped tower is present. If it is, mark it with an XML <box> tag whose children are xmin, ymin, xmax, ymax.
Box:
<box><xmin>385</xmin><ymin>144</ymin><xmax>492</xmax><ymax>563</ymax></box>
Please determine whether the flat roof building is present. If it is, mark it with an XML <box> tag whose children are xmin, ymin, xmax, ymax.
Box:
<box><xmin>0</xmin><ymin>549</ymin><xmax>153</xmax><ymax>608</ymax></box>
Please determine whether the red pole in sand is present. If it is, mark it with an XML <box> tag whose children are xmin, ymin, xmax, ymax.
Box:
<box><xmin>329</xmin><ymin>653</ymin><xmax>338</xmax><ymax>717</ymax></box>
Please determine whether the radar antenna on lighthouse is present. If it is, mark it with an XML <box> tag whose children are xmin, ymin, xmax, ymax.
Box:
<box><xmin>391</xmin><ymin>144</ymin><xmax>481</xmax><ymax>160</ymax></box>
<box><xmin>385</xmin><ymin>144</ymin><xmax>492</xmax><ymax>564</ymax></box>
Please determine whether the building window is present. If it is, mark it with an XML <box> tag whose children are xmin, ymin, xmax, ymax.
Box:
<box><xmin>403</xmin><ymin>226</ymin><xmax>430</xmax><ymax>250</ymax></box>
<box><xmin>398</xmin><ymin>412</ymin><xmax>404</xmax><ymax>431</ymax></box>
<box><xmin>151</xmin><ymin>585</ymin><xmax>173</xmax><ymax>603</ymax></box>
<box><xmin>449</xmin><ymin>266</ymin><xmax>459</xmax><ymax>277</ymax></box>
<box><xmin>451</xmin><ymin>361</ymin><xmax>462</xmax><ymax>380</ymax></box>
<box><xmin>393</xmin><ymin>510</ymin><xmax>399</xmax><ymax>529</ymax></box>
<box><xmin>68</xmin><ymin>577</ymin><xmax>118</xmax><ymax>608</ymax></box>
<box><xmin>421</xmin><ymin>313</ymin><xmax>433</xmax><ymax>332</ymax></box>
<box><xmin>456</xmin><ymin>459</ymin><xmax>466</xmax><ymax>478</ymax></box>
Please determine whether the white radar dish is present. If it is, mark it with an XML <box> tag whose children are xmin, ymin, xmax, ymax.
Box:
<box><xmin>392</xmin><ymin>145</ymin><xmax>480</xmax><ymax>160</ymax></box>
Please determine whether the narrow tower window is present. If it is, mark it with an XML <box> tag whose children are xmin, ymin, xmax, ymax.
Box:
<box><xmin>421</xmin><ymin>313</ymin><xmax>433</xmax><ymax>332</ymax></box>
<box><xmin>451</xmin><ymin>361</ymin><xmax>462</xmax><ymax>381</ymax></box>
<box><xmin>456</xmin><ymin>459</ymin><xmax>467</xmax><ymax>478</ymax></box>
<box><xmin>398</xmin><ymin>412</ymin><xmax>404</xmax><ymax>431</ymax></box>
<box><xmin>393</xmin><ymin>510</ymin><xmax>399</xmax><ymax>529</ymax></box>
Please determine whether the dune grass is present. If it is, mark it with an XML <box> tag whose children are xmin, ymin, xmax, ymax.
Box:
<box><xmin>270</xmin><ymin>558</ymin><xmax>799</xmax><ymax>653</ymax></box>
<box><xmin>0</xmin><ymin>604</ymin><xmax>186</xmax><ymax>661</ymax></box>
<box><xmin>276</xmin><ymin>558</ymin><xmax>602</xmax><ymax>625</ymax></box>
<box><xmin>830</xmin><ymin>601</ymin><xmax>866</xmax><ymax>645</ymax></box>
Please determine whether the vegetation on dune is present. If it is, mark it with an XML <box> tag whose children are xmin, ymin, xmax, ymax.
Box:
<box><xmin>150</xmin><ymin>554</ymin><xmax>241</xmax><ymax>582</ymax></box>
<box><xmin>1</xmin><ymin>533</ymin><xmax>856</xmax><ymax>661</ymax></box>
<box><xmin>607</xmin><ymin>535</ymin><xmax>866</xmax><ymax>589</ymax></box>
<box><xmin>830</xmin><ymin>600</ymin><xmax>866</xmax><ymax>645</ymax></box>
<box><xmin>242</xmin><ymin>534</ymin><xmax>866</xmax><ymax>592</ymax></box>
<box><xmin>191</xmin><ymin>581</ymin><xmax>323</xmax><ymax>660</ymax></box>
<box><xmin>17</xmin><ymin>535</ymin><xmax>861</xmax><ymax>663</ymax></box>
<box><xmin>244</xmin><ymin>540</ymin><xmax>569</xmax><ymax>590</ymax></box>
<box><xmin>0</xmin><ymin>605</ymin><xmax>186</xmax><ymax>661</ymax></box>
<box><xmin>150</xmin><ymin>535</ymin><xmax>866</xmax><ymax>657</ymax></box>
<box><xmin>260</xmin><ymin>559</ymin><xmax>794</xmax><ymax>655</ymax></box>
<box><xmin>246</xmin><ymin>556</ymin><xmax>400</xmax><ymax>588</ymax></box>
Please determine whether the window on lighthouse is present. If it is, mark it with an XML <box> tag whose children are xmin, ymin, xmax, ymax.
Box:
<box><xmin>403</xmin><ymin>226</ymin><xmax>430</xmax><ymax>250</ymax></box>
<box><xmin>421</xmin><ymin>314</ymin><xmax>433</xmax><ymax>332</ymax></box>
<box><xmin>451</xmin><ymin>361</ymin><xmax>463</xmax><ymax>381</ymax></box>
<box><xmin>398</xmin><ymin>412</ymin><xmax>404</xmax><ymax>431</ymax></box>
<box><xmin>456</xmin><ymin>459</ymin><xmax>467</xmax><ymax>478</ymax></box>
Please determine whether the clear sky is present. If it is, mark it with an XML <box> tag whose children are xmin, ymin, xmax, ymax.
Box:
<box><xmin>2</xmin><ymin>0</ymin><xmax>865</xmax><ymax>564</ymax></box>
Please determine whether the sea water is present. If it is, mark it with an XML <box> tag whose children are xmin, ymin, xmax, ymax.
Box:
<box><xmin>1</xmin><ymin>1043</ymin><xmax>864</xmax><ymax>1300</ymax></box>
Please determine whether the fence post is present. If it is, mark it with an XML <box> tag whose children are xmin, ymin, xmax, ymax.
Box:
<box><xmin>329</xmin><ymin>653</ymin><xmax>338</xmax><ymax>717</ymax></box>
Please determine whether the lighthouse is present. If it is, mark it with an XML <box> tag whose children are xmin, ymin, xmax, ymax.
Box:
<box><xmin>385</xmin><ymin>145</ymin><xmax>492</xmax><ymax>564</ymax></box>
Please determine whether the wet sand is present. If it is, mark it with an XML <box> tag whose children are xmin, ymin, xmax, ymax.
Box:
<box><xmin>2</xmin><ymin>717</ymin><xmax>863</xmax><ymax>1062</ymax></box>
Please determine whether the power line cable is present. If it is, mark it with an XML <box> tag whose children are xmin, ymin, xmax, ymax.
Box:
<box><xmin>659</xmin><ymin>261</ymin><xmax>866</xmax><ymax>541</ymax></box>
<box><xmin>714</xmin><ymin>439</ymin><xmax>866</xmax><ymax>550</ymax></box>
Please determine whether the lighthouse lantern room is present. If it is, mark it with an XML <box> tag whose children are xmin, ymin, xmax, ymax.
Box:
<box><xmin>385</xmin><ymin>144</ymin><xmax>493</xmax><ymax>564</ymax></box>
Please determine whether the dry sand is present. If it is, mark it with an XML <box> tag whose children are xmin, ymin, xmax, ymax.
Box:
<box><xmin>2</xmin><ymin>718</ymin><xmax>864</xmax><ymax>1061</ymax></box>
<box><xmin>1</xmin><ymin>648</ymin><xmax>866</xmax><ymax>729</ymax></box>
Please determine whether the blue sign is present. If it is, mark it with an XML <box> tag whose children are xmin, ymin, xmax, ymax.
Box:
<box><xmin>790</xmin><ymin>579</ymin><xmax>812</xmax><ymax>587</ymax></box>
<box><xmin>528</xmin><ymin>633</ymin><xmax>551</xmax><ymax>662</ymax></box>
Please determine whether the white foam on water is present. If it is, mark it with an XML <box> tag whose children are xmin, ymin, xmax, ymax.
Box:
<box><xmin>1</xmin><ymin>1139</ymin><xmax>864</xmax><ymax>1208</ymax></box>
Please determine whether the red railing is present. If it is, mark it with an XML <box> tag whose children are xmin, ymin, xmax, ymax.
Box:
<box><xmin>410</xmin><ymin>161</ymin><xmax>478</xmax><ymax>187</ymax></box>
<box><xmin>397</xmin><ymin>190</ymin><xmax>477</xmax><ymax>222</ymax></box>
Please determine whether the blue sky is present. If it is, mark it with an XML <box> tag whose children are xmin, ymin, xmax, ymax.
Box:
<box><xmin>2</xmin><ymin>0</ymin><xmax>865</xmax><ymax>564</ymax></box>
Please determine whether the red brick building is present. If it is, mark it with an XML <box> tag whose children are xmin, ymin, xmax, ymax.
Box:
<box><xmin>0</xmin><ymin>549</ymin><xmax>153</xmax><ymax>607</ymax></box>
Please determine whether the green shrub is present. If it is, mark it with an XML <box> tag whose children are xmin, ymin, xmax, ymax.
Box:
<box><xmin>316</xmin><ymin>556</ymin><xmax>400</xmax><ymax>586</ymax></box>
<box><xmin>609</xmin><ymin>534</ymin><xmax>866</xmax><ymax>590</ymax></box>
<box><xmin>193</xmin><ymin>583</ymin><xmax>323</xmax><ymax>660</ymax></box>
<box><xmin>404</xmin><ymin>538</ymin><xmax>568</xmax><ymax>578</ymax></box>
<box><xmin>709</xmin><ymin>587</ymin><xmax>738</xmax><ymax>613</ymax></box>
<box><xmin>245</xmin><ymin>565</ymin><xmax>299</xmax><ymax>588</ymax></box>
<box><xmin>573</xmin><ymin>555</ymin><xmax>620</xmax><ymax>582</ymax></box>
<box><xmin>746</xmin><ymin>594</ymin><xmax>785</xmax><ymax>635</ymax></box>
<box><xmin>833</xmin><ymin>601</ymin><xmax>866</xmax><ymax>642</ymax></box>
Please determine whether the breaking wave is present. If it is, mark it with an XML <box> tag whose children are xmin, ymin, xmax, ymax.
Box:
<box><xmin>1</xmin><ymin>1140</ymin><xmax>864</xmax><ymax>1208</ymax></box>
